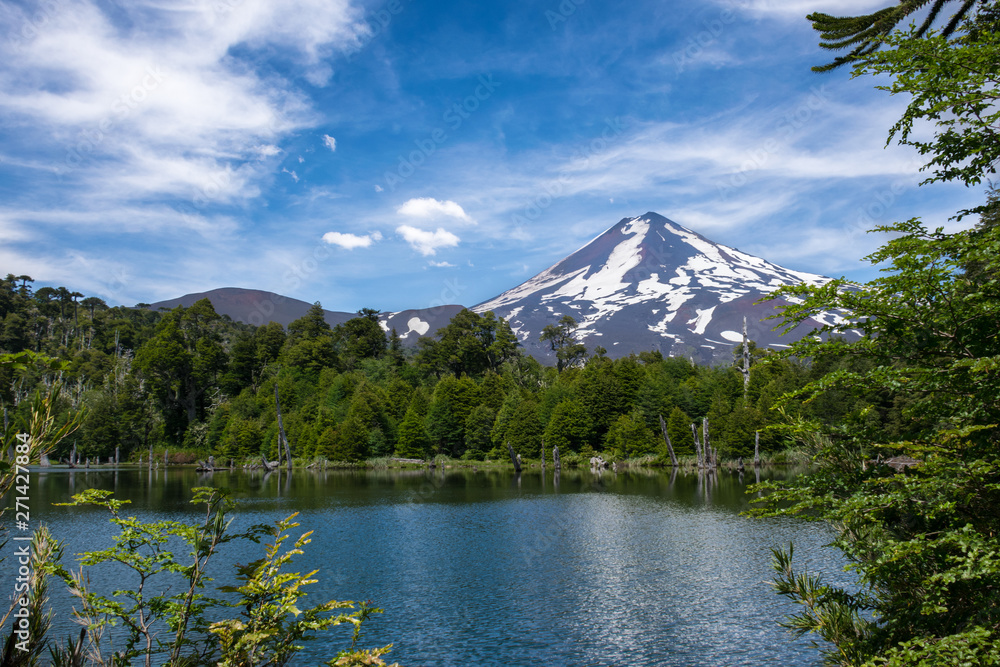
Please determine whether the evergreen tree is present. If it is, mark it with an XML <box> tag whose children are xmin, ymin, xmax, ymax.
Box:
<box><xmin>425</xmin><ymin>375</ymin><xmax>479</xmax><ymax>457</ymax></box>
<box><xmin>335</xmin><ymin>308</ymin><xmax>387</xmax><ymax>366</ymax></box>
<box><xmin>134</xmin><ymin>300</ymin><xmax>226</xmax><ymax>441</ymax></box>
<box><xmin>539</xmin><ymin>315</ymin><xmax>587</xmax><ymax>372</ymax></box>
<box><xmin>604</xmin><ymin>410</ymin><xmax>659</xmax><ymax>459</ymax></box>
<box><xmin>666</xmin><ymin>406</ymin><xmax>693</xmax><ymax>456</ymax></box>
<box><xmin>395</xmin><ymin>406</ymin><xmax>430</xmax><ymax>458</ymax></box>
<box><xmin>807</xmin><ymin>0</ymin><xmax>989</xmax><ymax>71</ymax></box>
<box><xmin>542</xmin><ymin>399</ymin><xmax>593</xmax><ymax>452</ymax></box>
<box><xmin>463</xmin><ymin>405</ymin><xmax>496</xmax><ymax>459</ymax></box>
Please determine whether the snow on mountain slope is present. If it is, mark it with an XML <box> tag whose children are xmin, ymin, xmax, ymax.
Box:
<box><xmin>474</xmin><ymin>212</ymin><xmax>840</xmax><ymax>363</ymax></box>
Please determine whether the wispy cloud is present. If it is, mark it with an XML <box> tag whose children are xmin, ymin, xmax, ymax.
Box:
<box><xmin>0</xmin><ymin>0</ymin><xmax>363</xmax><ymax>222</ymax></box>
<box><xmin>323</xmin><ymin>134</ymin><xmax>337</xmax><ymax>151</ymax></box>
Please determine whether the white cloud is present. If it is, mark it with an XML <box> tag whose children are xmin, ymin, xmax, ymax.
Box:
<box><xmin>282</xmin><ymin>168</ymin><xmax>299</xmax><ymax>183</ymax></box>
<box><xmin>397</xmin><ymin>198</ymin><xmax>474</xmax><ymax>224</ymax></box>
<box><xmin>374</xmin><ymin>184</ymin><xmax>384</xmax><ymax>192</ymax></box>
<box><xmin>396</xmin><ymin>225</ymin><xmax>460</xmax><ymax>256</ymax></box>
<box><xmin>323</xmin><ymin>230</ymin><xmax>383</xmax><ymax>249</ymax></box>
<box><xmin>0</xmin><ymin>0</ymin><xmax>364</xmax><ymax>226</ymax></box>
<box><xmin>429</xmin><ymin>260</ymin><xmax>456</xmax><ymax>267</ymax></box>
<box><xmin>323</xmin><ymin>134</ymin><xmax>337</xmax><ymax>152</ymax></box>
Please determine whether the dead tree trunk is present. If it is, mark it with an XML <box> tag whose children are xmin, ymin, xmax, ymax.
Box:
<box><xmin>754</xmin><ymin>431</ymin><xmax>761</xmax><ymax>468</ymax></box>
<box><xmin>553</xmin><ymin>445</ymin><xmax>561</xmax><ymax>471</ymax></box>
<box><xmin>275</xmin><ymin>383</ymin><xmax>292</xmax><ymax>471</ymax></box>
<box><xmin>506</xmin><ymin>441</ymin><xmax>521</xmax><ymax>472</ymax></box>
<box><xmin>742</xmin><ymin>316</ymin><xmax>750</xmax><ymax>400</ymax></box>
<box><xmin>692</xmin><ymin>423</ymin><xmax>703</xmax><ymax>468</ymax></box>
<box><xmin>541</xmin><ymin>440</ymin><xmax>545</xmax><ymax>469</ymax></box>
<box><xmin>164</xmin><ymin>449</ymin><xmax>169</xmax><ymax>467</ymax></box>
<box><xmin>261</xmin><ymin>454</ymin><xmax>275</xmax><ymax>471</ymax></box>
<box><xmin>115</xmin><ymin>446</ymin><xmax>119</xmax><ymax>465</ymax></box>
<box><xmin>659</xmin><ymin>414</ymin><xmax>678</xmax><ymax>467</ymax></box>
<box><xmin>702</xmin><ymin>417</ymin><xmax>712</xmax><ymax>469</ymax></box>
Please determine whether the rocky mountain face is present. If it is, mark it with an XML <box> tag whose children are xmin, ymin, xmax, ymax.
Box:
<box><xmin>472</xmin><ymin>212</ymin><xmax>840</xmax><ymax>364</ymax></box>
<box><xmin>153</xmin><ymin>212</ymin><xmax>845</xmax><ymax>364</ymax></box>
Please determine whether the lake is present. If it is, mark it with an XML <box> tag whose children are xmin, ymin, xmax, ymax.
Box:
<box><xmin>6</xmin><ymin>465</ymin><xmax>848</xmax><ymax>666</ymax></box>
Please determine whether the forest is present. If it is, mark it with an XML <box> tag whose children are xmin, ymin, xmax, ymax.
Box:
<box><xmin>0</xmin><ymin>279</ymin><xmax>875</xmax><ymax>466</ymax></box>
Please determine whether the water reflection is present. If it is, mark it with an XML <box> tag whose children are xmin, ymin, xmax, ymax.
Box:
<box><xmin>9</xmin><ymin>465</ymin><xmax>838</xmax><ymax>667</ymax></box>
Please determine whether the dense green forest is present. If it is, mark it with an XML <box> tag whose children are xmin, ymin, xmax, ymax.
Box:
<box><xmin>0</xmin><ymin>278</ymin><xmax>872</xmax><ymax>465</ymax></box>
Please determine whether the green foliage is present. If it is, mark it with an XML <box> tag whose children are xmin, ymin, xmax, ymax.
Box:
<box><xmin>211</xmin><ymin>513</ymin><xmax>394</xmax><ymax>667</ymax></box>
<box><xmin>665</xmin><ymin>406</ymin><xmax>694</xmax><ymax>456</ymax></box>
<box><xmin>50</xmin><ymin>487</ymin><xmax>239</xmax><ymax>665</ymax></box>
<box><xmin>0</xmin><ymin>269</ymin><xmax>831</xmax><ymax>465</ymax></box>
<box><xmin>852</xmin><ymin>19</ymin><xmax>1000</xmax><ymax>187</ymax></box>
<box><xmin>395</xmin><ymin>406</ymin><xmax>430</xmax><ymax>458</ymax></box>
<box><xmin>463</xmin><ymin>405</ymin><xmax>496</xmax><ymax>459</ymax></box>
<box><xmin>539</xmin><ymin>315</ymin><xmax>587</xmax><ymax>372</ymax></box>
<box><xmin>493</xmin><ymin>396</ymin><xmax>543</xmax><ymax>457</ymax></box>
<box><xmin>425</xmin><ymin>375</ymin><xmax>480</xmax><ymax>457</ymax></box>
<box><xmin>4</xmin><ymin>488</ymin><xmax>399</xmax><ymax>666</ymax></box>
<box><xmin>806</xmin><ymin>0</ymin><xmax>987</xmax><ymax>71</ymax></box>
<box><xmin>430</xmin><ymin>309</ymin><xmax>518</xmax><ymax>377</ymax></box>
<box><xmin>334</xmin><ymin>309</ymin><xmax>388</xmax><ymax>368</ymax></box>
<box><xmin>604</xmin><ymin>410</ymin><xmax>658</xmax><ymax>459</ymax></box>
<box><xmin>134</xmin><ymin>300</ymin><xmax>227</xmax><ymax>440</ymax></box>
<box><xmin>750</xmin><ymin>26</ymin><xmax>1000</xmax><ymax>651</ymax></box>
<box><xmin>1</xmin><ymin>526</ymin><xmax>60</xmax><ymax>666</ymax></box>
<box><xmin>0</xmin><ymin>354</ymin><xmax>84</xmax><ymax>494</ymax></box>
<box><xmin>542</xmin><ymin>399</ymin><xmax>593</xmax><ymax>452</ymax></box>
<box><xmin>752</xmin><ymin>215</ymin><xmax>1000</xmax><ymax>662</ymax></box>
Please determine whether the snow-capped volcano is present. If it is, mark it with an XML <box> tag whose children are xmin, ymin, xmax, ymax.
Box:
<box><xmin>474</xmin><ymin>212</ymin><xmax>838</xmax><ymax>363</ymax></box>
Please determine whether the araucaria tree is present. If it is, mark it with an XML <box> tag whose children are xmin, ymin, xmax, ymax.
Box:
<box><xmin>539</xmin><ymin>315</ymin><xmax>587</xmax><ymax>372</ymax></box>
<box><xmin>752</xmin><ymin>4</ymin><xmax>1000</xmax><ymax>665</ymax></box>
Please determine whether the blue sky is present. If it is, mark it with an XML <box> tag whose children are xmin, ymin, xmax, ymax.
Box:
<box><xmin>0</xmin><ymin>0</ymin><xmax>982</xmax><ymax>312</ymax></box>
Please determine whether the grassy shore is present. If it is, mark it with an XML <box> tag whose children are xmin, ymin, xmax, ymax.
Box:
<box><xmin>118</xmin><ymin>445</ymin><xmax>815</xmax><ymax>471</ymax></box>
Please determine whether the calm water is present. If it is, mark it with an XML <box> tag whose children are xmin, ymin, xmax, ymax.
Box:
<box><xmin>4</xmin><ymin>466</ymin><xmax>848</xmax><ymax>666</ymax></box>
